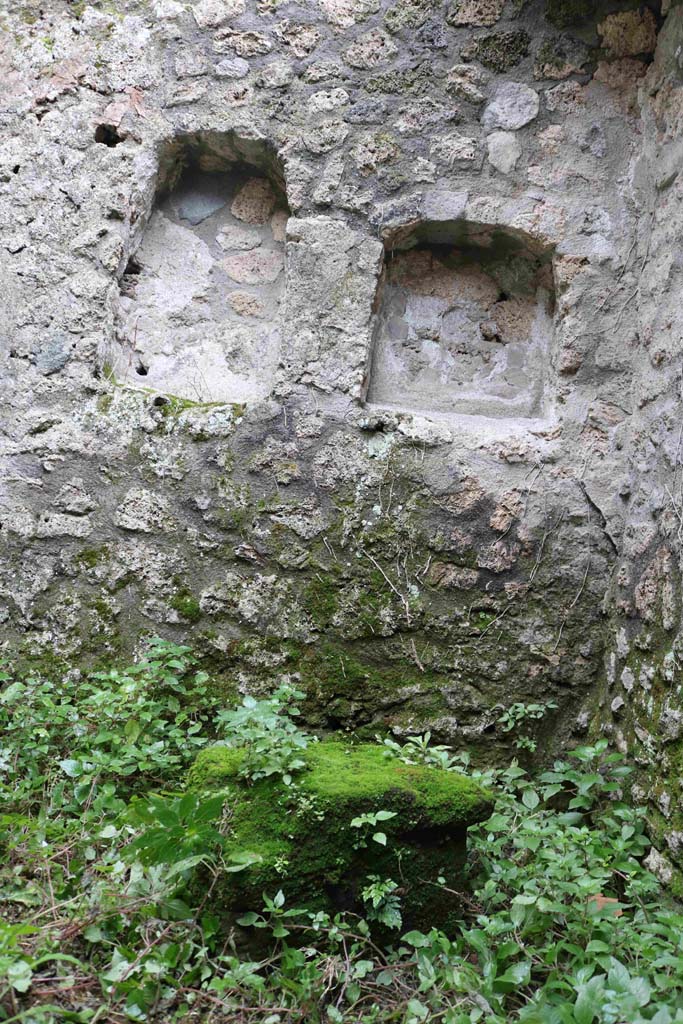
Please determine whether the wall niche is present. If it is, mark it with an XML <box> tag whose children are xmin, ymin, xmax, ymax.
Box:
<box><xmin>365</xmin><ymin>221</ymin><xmax>556</xmax><ymax>420</ymax></box>
<box><xmin>113</xmin><ymin>132</ymin><xmax>289</xmax><ymax>404</ymax></box>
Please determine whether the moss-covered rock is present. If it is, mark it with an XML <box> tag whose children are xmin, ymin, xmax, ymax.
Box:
<box><xmin>188</xmin><ymin>740</ymin><xmax>493</xmax><ymax>932</ymax></box>
<box><xmin>462</xmin><ymin>30</ymin><xmax>530</xmax><ymax>71</ymax></box>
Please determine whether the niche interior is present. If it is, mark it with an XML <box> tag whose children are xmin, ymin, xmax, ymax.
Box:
<box><xmin>114</xmin><ymin>132</ymin><xmax>289</xmax><ymax>404</ymax></box>
<box><xmin>365</xmin><ymin>221</ymin><xmax>556</xmax><ymax>419</ymax></box>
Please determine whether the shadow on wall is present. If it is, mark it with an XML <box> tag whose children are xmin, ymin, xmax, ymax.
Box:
<box><xmin>365</xmin><ymin>221</ymin><xmax>556</xmax><ymax>420</ymax></box>
<box><xmin>113</xmin><ymin>132</ymin><xmax>289</xmax><ymax>404</ymax></box>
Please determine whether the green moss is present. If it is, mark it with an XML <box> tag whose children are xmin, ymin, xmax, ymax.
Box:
<box><xmin>169</xmin><ymin>586</ymin><xmax>202</xmax><ymax>624</ymax></box>
<box><xmin>157</xmin><ymin>395</ymin><xmax>245</xmax><ymax>419</ymax></box>
<box><xmin>301</xmin><ymin>574</ymin><xmax>340</xmax><ymax>628</ymax></box>
<box><xmin>12</xmin><ymin>649</ymin><xmax>71</xmax><ymax>680</ymax></box>
<box><xmin>293</xmin><ymin>641</ymin><xmax>451</xmax><ymax>735</ymax></box>
<box><xmin>76</xmin><ymin>547</ymin><xmax>108</xmax><ymax>569</ymax></box>
<box><xmin>188</xmin><ymin>740</ymin><xmax>492</xmax><ymax>930</ymax></box>
<box><xmin>97</xmin><ymin>393</ymin><xmax>114</xmax><ymax>414</ymax></box>
<box><xmin>90</xmin><ymin>597</ymin><xmax>115</xmax><ymax>619</ymax></box>
<box><xmin>188</xmin><ymin>745</ymin><xmax>245</xmax><ymax>788</ymax></box>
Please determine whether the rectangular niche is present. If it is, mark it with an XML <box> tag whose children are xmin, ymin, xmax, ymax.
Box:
<box><xmin>114</xmin><ymin>131</ymin><xmax>289</xmax><ymax>404</ymax></box>
<box><xmin>365</xmin><ymin>221</ymin><xmax>556</xmax><ymax>419</ymax></box>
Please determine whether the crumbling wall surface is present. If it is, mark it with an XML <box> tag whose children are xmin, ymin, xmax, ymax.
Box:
<box><xmin>0</xmin><ymin>0</ymin><xmax>667</xmax><ymax>760</ymax></box>
<box><xmin>596</xmin><ymin>5</ymin><xmax>683</xmax><ymax>888</ymax></box>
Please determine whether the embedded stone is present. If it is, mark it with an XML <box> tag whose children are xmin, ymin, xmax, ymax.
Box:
<box><xmin>545</xmin><ymin>80</ymin><xmax>584</xmax><ymax>114</ymax></box>
<box><xmin>462</xmin><ymin>30</ymin><xmax>530</xmax><ymax>72</ymax></box>
<box><xmin>477</xmin><ymin>540</ymin><xmax>521</xmax><ymax>572</ymax></box>
<box><xmin>54</xmin><ymin>479</ymin><xmax>96</xmax><ymax>515</ymax></box>
<box><xmin>384</xmin><ymin>0</ymin><xmax>433</xmax><ymax>33</ymax></box>
<box><xmin>319</xmin><ymin>0</ymin><xmax>380</xmax><ymax>30</ymax></box>
<box><xmin>231</xmin><ymin>178</ymin><xmax>278</xmax><ymax>224</ymax></box>
<box><xmin>215</xmin><ymin>29</ymin><xmax>272</xmax><ymax>57</ymax></box>
<box><xmin>214</xmin><ymin>57</ymin><xmax>250</xmax><ymax>78</ymax></box>
<box><xmin>229</xmin><ymin>292</ymin><xmax>265</xmax><ymax>317</ymax></box>
<box><xmin>312</xmin><ymin>153</ymin><xmax>345</xmax><ymax>205</ymax></box>
<box><xmin>174</xmin><ymin>51</ymin><xmax>209</xmax><ymax>78</ymax></box>
<box><xmin>644</xmin><ymin>847</ymin><xmax>674</xmax><ymax>886</ymax></box>
<box><xmin>430</xmin><ymin>133</ymin><xmax>478</xmax><ymax>165</ymax></box>
<box><xmin>274</xmin><ymin>20</ymin><xmax>320</xmax><ymax>58</ymax></box>
<box><xmin>191</xmin><ymin>0</ymin><xmax>245</xmax><ymax>29</ymax></box>
<box><xmin>422</xmin><ymin>189</ymin><xmax>468</xmax><ymax>221</ymax></box>
<box><xmin>174</xmin><ymin>181</ymin><xmax>228</xmax><ymax>225</ymax></box>
<box><xmin>36</xmin><ymin>513</ymin><xmax>93</xmax><ymax>539</ymax></box>
<box><xmin>257</xmin><ymin>60</ymin><xmax>294</xmax><ymax>89</ymax></box>
<box><xmin>447</xmin><ymin>0</ymin><xmax>505</xmax><ymax>27</ymax></box>
<box><xmin>165</xmin><ymin>80</ymin><xmax>207</xmax><ymax>107</ymax></box>
<box><xmin>352</xmin><ymin>133</ymin><xmax>398</xmax><ymax>174</ymax></box>
<box><xmin>534</xmin><ymin>35</ymin><xmax>589</xmax><ymax>81</ymax></box>
<box><xmin>115</xmin><ymin>488</ymin><xmax>175</xmax><ymax>534</ymax></box>
<box><xmin>35</xmin><ymin>333</ymin><xmax>72</xmax><ymax>375</ymax></box>
<box><xmin>446</xmin><ymin>63</ymin><xmax>487</xmax><ymax>104</ymax></box>
<box><xmin>428</xmin><ymin>563</ymin><xmax>479</xmax><ymax>589</ymax></box>
<box><xmin>482</xmin><ymin>82</ymin><xmax>539</xmax><ymax>130</ymax></box>
<box><xmin>487</xmin><ymin>130</ymin><xmax>522</xmax><ymax>174</ymax></box>
<box><xmin>598</xmin><ymin>9</ymin><xmax>657</xmax><ymax>58</ymax></box>
<box><xmin>270</xmin><ymin>209</ymin><xmax>288</xmax><ymax>241</ymax></box>
<box><xmin>223</xmin><ymin>249</ymin><xmax>284</xmax><ymax>284</ymax></box>
<box><xmin>308</xmin><ymin>88</ymin><xmax>350</xmax><ymax>113</ymax></box>
<box><xmin>344</xmin><ymin>29</ymin><xmax>397</xmax><ymax>69</ymax></box>
<box><xmin>303</xmin><ymin>119</ymin><xmax>350</xmax><ymax>154</ymax></box>
<box><xmin>216</xmin><ymin>223</ymin><xmax>263</xmax><ymax>251</ymax></box>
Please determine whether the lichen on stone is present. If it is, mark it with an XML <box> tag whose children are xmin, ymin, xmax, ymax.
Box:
<box><xmin>461</xmin><ymin>30</ymin><xmax>531</xmax><ymax>71</ymax></box>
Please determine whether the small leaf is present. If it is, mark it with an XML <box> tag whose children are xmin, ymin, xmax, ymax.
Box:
<box><xmin>225</xmin><ymin>851</ymin><xmax>263</xmax><ymax>873</ymax></box>
<box><xmin>124</xmin><ymin>718</ymin><xmax>141</xmax><ymax>743</ymax></box>
<box><xmin>373</xmin><ymin>832</ymin><xmax>387</xmax><ymax>846</ymax></box>
<box><xmin>237</xmin><ymin>912</ymin><xmax>259</xmax><ymax>927</ymax></box>
<box><xmin>522</xmin><ymin>789</ymin><xmax>540</xmax><ymax>810</ymax></box>
<box><xmin>8</xmin><ymin>961</ymin><xmax>33</xmax><ymax>993</ymax></box>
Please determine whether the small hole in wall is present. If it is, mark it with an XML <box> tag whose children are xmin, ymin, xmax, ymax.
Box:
<box><xmin>136</xmin><ymin>361</ymin><xmax>149</xmax><ymax>376</ymax></box>
<box><xmin>95</xmin><ymin>123</ymin><xmax>124</xmax><ymax>147</ymax></box>
<box><xmin>366</xmin><ymin>221</ymin><xmax>556</xmax><ymax>420</ymax></box>
<box><xmin>120</xmin><ymin>257</ymin><xmax>143</xmax><ymax>298</ymax></box>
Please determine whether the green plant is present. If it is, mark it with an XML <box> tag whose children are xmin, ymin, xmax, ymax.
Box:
<box><xmin>360</xmin><ymin>876</ymin><xmax>403</xmax><ymax>930</ymax></box>
<box><xmin>497</xmin><ymin>700</ymin><xmax>558</xmax><ymax>752</ymax></box>
<box><xmin>350</xmin><ymin>809</ymin><xmax>398</xmax><ymax>848</ymax></box>
<box><xmin>216</xmin><ymin>683</ymin><xmax>312</xmax><ymax>785</ymax></box>
<box><xmin>378</xmin><ymin>730</ymin><xmax>459</xmax><ymax>770</ymax></box>
<box><xmin>1</xmin><ymin>645</ymin><xmax>683</xmax><ymax>1024</ymax></box>
<box><xmin>125</xmin><ymin>791</ymin><xmax>226</xmax><ymax>868</ymax></box>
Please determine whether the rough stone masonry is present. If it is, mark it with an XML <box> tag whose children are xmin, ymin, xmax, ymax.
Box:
<box><xmin>1</xmin><ymin>0</ymin><xmax>683</xmax><ymax>878</ymax></box>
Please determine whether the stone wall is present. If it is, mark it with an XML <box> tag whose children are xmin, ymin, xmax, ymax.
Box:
<box><xmin>0</xmin><ymin>0</ymin><xmax>679</xmax><ymax>791</ymax></box>
<box><xmin>593</xmin><ymin>5</ymin><xmax>683</xmax><ymax>888</ymax></box>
